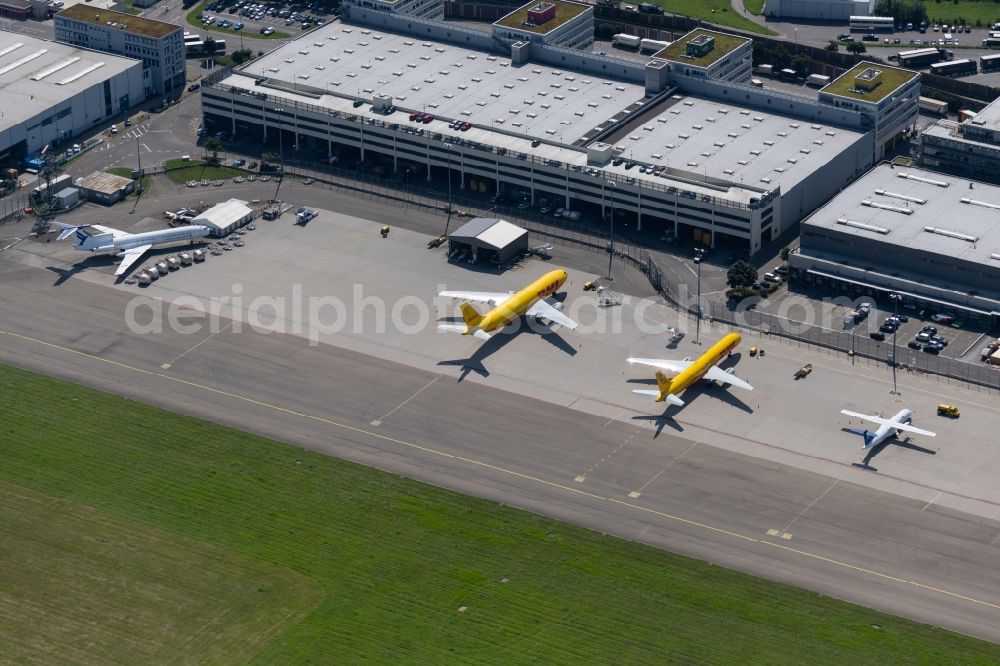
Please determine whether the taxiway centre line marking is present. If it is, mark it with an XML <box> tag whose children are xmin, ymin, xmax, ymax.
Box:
<box><xmin>783</xmin><ymin>478</ymin><xmax>840</xmax><ymax>533</ymax></box>
<box><xmin>371</xmin><ymin>375</ymin><xmax>440</xmax><ymax>426</ymax></box>
<box><xmin>633</xmin><ymin>438</ymin><xmax>702</xmax><ymax>496</ymax></box>
<box><xmin>4</xmin><ymin>328</ymin><xmax>1000</xmax><ymax>613</ymax></box>
<box><xmin>922</xmin><ymin>491</ymin><xmax>943</xmax><ymax>512</ymax></box>
<box><xmin>162</xmin><ymin>322</ymin><xmax>233</xmax><ymax>370</ymax></box>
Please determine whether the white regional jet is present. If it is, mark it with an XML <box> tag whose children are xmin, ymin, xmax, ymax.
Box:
<box><xmin>840</xmin><ymin>408</ymin><xmax>937</xmax><ymax>449</ymax></box>
<box><xmin>53</xmin><ymin>221</ymin><xmax>210</xmax><ymax>276</ymax></box>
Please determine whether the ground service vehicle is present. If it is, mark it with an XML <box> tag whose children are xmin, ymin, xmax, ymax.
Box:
<box><xmin>937</xmin><ymin>404</ymin><xmax>960</xmax><ymax>417</ymax></box>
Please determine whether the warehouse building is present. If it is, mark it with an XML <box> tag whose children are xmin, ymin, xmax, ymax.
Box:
<box><xmin>791</xmin><ymin>163</ymin><xmax>1000</xmax><ymax>322</ymax></box>
<box><xmin>921</xmin><ymin>96</ymin><xmax>1000</xmax><ymax>185</ymax></box>
<box><xmin>199</xmin><ymin>13</ymin><xmax>917</xmax><ymax>255</ymax></box>
<box><xmin>55</xmin><ymin>6</ymin><xmax>185</xmax><ymax>96</ymax></box>
<box><xmin>0</xmin><ymin>0</ymin><xmax>32</xmax><ymax>19</ymax></box>
<box><xmin>448</xmin><ymin>217</ymin><xmax>529</xmax><ymax>265</ymax></box>
<box><xmin>193</xmin><ymin>198</ymin><xmax>255</xmax><ymax>236</ymax></box>
<box><xmin>763</xmin><ymin>0</ymin><xmax>873</xmax><ymax>20</ymax></box>
<box><xmin>77</xmin><ymin>170</ymin><xmax>134</xmax><ymax>204</ymax></box>
<box><xmin>0</xmin><ymin>31</ymin><xmax>145</xmax><ymax>167</ymax></box>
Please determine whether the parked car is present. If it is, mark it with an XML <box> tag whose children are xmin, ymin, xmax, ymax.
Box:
<box><xmin>931</xmin><ymin>312</ymin><xmax>956</xmax><ymax>324</ymax></box>
<box><xmin>188</xmin><ymin>83</ymin><xmax>200</xmax><ymax>92</ymax></box>
<box><xmin>923</xmin><ymin>344</ymin><xmax>941</xmax><ymax>354</ymax></box>
<box><xmin>907</xmin><ymin>340</ymin><xmax>922</xmax><ymax>349</ymax></box>
<box><xmin>837</xmin><ymin>33</ymin><xmax>851</xmax><ymax>40</ymax></box>
<box><xmin>930</xmin><ymin>335</ymin><xmax>949</xmax><ymax>347</ymax></box>
<box><xmin>233</xmin><ymin>159</ymin><xmax>246</xmax><ymax>167</ymax></box>
<box><xmin>870</xmin><ymin>331</ymin><xmax>886</xmax><ymax>341</ymax></box>
<box><xmin>915</xmin><ymin>331</ymin><xmax>932</xmax><ymax>343</ymax></box>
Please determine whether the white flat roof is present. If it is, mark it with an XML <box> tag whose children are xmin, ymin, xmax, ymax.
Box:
<box><xmin>476</xmin><ymin>219</ymin><xmax>526</xmax><ymax>248</ymax></box>
<box><xmin>606</xmin><ymin>93</ymin><xmax>867</xmax><ymax>193</ymax></box>
<box><xmin>194</xmin><ymin>198</ymin><xmax>252</xmax><ymax>229</ymax></box>
<box><xmin>804</xmin><ymin>164</ymin><xmax>1000</xmax><ymax>268</ymax></box>
<box><xmin>0</xmin><ymin>31</ymin><xmax>138</xmax><ymax>133</ymax></box>
<box><xmin>239</xmin><ymin>22</ymin><xmax>647</xmax><ymax>145</ymax></box>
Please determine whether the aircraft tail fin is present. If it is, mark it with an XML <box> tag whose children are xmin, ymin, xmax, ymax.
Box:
<box><xmin>460</xmin><ymin>302</ymin><xmax>483</xmax><ymax>328</ymax></box>
<box><xmin>862</xmin><ymin>430</ymin><xmax>877</xmax><ymax>450</ymax></box>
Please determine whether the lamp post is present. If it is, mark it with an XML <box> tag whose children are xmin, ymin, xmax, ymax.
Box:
<box><xmin>694</xmin><ymin>248</ymin><xmax>704</xmax><ymax>344</ymax></box>
<box><xmin>606</xmin><ymin>180</ymin><xmax>616</xmax><ymax>280</ymax></box>
<box><xmin>273</xmin><ymin>107</ymin><xmax>284</xmax><ymax>202</ymax></box>
<box><xmin>890</xmin><ymin>292</ymin><xmax>902</xmax><ymax>394</ymax></box>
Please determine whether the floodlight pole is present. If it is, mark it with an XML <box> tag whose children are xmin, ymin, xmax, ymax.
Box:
<box><xmin>606</xmin><ymin>180</ymin><xmax>616</xmax><ymax>280</ymax></box>
<box><xmin>890</xmin><ymin>292</ymin><xmax>901</xmax><ymax>395</ymax></box>
<box><xmin>694</xmin><ymin>250</ymin><xmax>703</xmax><ymax>344</ymax></box>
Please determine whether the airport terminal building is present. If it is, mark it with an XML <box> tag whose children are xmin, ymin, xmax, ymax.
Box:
<box><xmin>790</xmin><ymin>163</ymin><xmax>1000</xmax><ymax>322</ymax></box>
<box><xmin>0</xmin><ymin>31</ymin><xmax>145</xmax><ymax>166</ymax></box>
<box><xmin>199</xmin><ymin>5</ymin><xmax>918</xmax><ymax>255</ymax></box>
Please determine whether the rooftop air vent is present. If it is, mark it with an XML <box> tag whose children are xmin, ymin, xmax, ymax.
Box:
<box><xmin>836</xmin><ymin>218</ymin><xmax>890</xmax><ymax>234</ymax></box>
<box><xmin>924</xmin><ymin>226</ymin><xmax>978</xmax><ymax>242</ymax></box>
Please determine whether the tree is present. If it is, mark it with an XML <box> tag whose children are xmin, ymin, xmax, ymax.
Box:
<box><xmin>261</xmin><ymin>151</ymin><xmax>280</xmax><ymax>172</ymax></box>
<box><xmin>727</xmin><ymin>260</ymin><xmax>758</xmax><ymax>290</ymax></box>
<box><xmin>203</xmin><ymin>36</ymin><xmax>217</xmax><ymax>54</ymax></box>
<box><xmin>231</xmin><ymin>49</ymin><xmax>254</xmax><ymax>65</ymax></box>
<box><xmin>846</xmin><ymin>40</ymin><xmax>867</xmax><ymax>55</ymax></box>
<box><xmin>779</xmin><ymin>246</ymin><xmax>790</xmax><ymax>262</ymax></box>
<box><xmin>826</xmin><ymin>39</ymin><xmax>840</xmax><ymax>52</ymax></box>
<box><xmin>203</xmin><ymin>137</ymin><xmax>223</xmax><ymax>163</ymax></box>
<box><xmin>791</xmin><ymin>54</ymin><xmax>810</xmax><ymax>76</ymax></box>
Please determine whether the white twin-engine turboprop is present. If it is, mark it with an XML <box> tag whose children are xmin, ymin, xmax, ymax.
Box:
<box><xmin>840</xmin><ymin>408</ymin><xmax>937</xmax><ymax>449</ymax></box>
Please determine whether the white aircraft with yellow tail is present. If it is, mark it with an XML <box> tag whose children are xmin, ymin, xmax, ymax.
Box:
<box><xmin>628</xmin><ymin>332</ymin><xmax>752</xmax><ymax>406</ymax></box>
<box><xmin>438</xmin><ymin>269</ymin><xmax>578</xmax><ymax>340</ymax></box>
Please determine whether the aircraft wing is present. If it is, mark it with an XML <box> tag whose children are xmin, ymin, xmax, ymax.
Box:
<box><xmin>839</xmin><ymin>410</ymin><xmax>936</xmax><ymax>438</ymax></box>
<box><xmin>438</xmin><ymin>291</ymin><xmax>510</xmax><ymax>306</ymax></box>
<box><xmin>526</xmin><ymin>300</ymin><xmax>577</xmax><ymax>330</ymax></box>
<box><xmin>626</xmin><ymin>358</ymin><xmax>693</xmax><ymax>374</ymax></box>
<box><xmin>115</xmin><ymin>244</ymin><xmax>152</xmax><ymax>276</ymax></box>
<box><xmin>703</xmin><ymin>365</ymin><xmax>753</xmax><ymax>391</ymax></box>
<box><xmin>94</xmin><ymin>224</ymin><xmax>127</xmax><ymax>239</ymax></box>
<box><xmin>890</xmin><ymin>422</ymin><xmax>936</xmax><ymax>437</ymax></box>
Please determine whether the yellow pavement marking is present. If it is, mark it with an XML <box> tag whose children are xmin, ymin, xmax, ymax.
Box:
<box><xmin>4</xmin><ymin>327</ymin><xmax>1000</xmax><ymax>613</ymax></box>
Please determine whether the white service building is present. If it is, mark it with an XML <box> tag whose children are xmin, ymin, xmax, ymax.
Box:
<box><xmin>194</xmin><ymin>198</ymin><xmax>255</xmax><ymax>236</ymax></box>
<box><xmin>0</xmin><ymin>31</ymin><xmax>144</xmax><ymax>166</ymax></box>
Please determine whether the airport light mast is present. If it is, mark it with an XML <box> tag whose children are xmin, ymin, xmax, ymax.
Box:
<box><xmin>694</xmin><ymin>248</ymin><xmax>704</xmax><ymax>344</ymax></box>
<box><xmin>606</xmin><ymin>180</ymin><xmax>616</xmax><ymax>280</ymax></box>
<box><xmin>889</xmin><ymin>292</ymin><xmax>902</xmax><ymax>395</ymax></box>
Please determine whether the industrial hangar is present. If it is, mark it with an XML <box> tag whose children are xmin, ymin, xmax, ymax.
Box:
<box><xmin>199</xmin><ymin>1</ymin><xmax>919</xmax><ymax>255</ymax></box>
<box><xmin>791</xmin><ymin>163</ymin><xmax>1000</xmax><ymax>323</ymax></box>
<box><xmin>448</xmin><ymin>217</ymin><xmax>528</xmax><ymax>264</ymax></box>
<box><xmin>0</xmin><ymin>31</ymin><xmax>145</xmax><ymax>166</ymax></box>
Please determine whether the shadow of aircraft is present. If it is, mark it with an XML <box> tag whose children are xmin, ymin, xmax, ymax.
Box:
<box><xmin>436</xmin><ymin>323</ymin><xmax>576</xmax><ymax>381</ymax></box>
<box><xmin>46</xmin><ymin>260</ymin><xmax>99</xmax><ymax>286</ymax></box>
<box><xmin>844</xmin><ymin>430</ymin><xmax>937</xmax><ymax>472</ymax></box>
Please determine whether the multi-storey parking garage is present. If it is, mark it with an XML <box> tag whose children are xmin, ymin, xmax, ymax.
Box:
<box><xmin>200</xmin><ymin>7</ymin><xmax>918</xmax><ymax>255</ymax></box>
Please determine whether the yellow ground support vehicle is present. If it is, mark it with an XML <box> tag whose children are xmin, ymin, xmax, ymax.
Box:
<box><xmin>794</xmin><ymin>363</ymin><xmax>813</xmax><ymax>379</ymax></box>
<box><xmin>937</xmin><ymin>404</ymin><xmax>960</xmax><ymax>418</ymax></box>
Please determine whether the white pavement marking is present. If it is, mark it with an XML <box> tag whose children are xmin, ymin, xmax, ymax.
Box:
<box><xmin>922</xmin><ymin>491</ymin><xmax>944</xmax><ymax>512</ymax></box>
<box><xmin>370</xmin><ymin>375</ymin><xmax>440</xmax><ymax>426</ymax></box>
<box><xmin>143</xmin><ymin>143</ymin><xmax>152</xmax><ymax>153</ymax></box>
<box><xmin>631</xmin><ymin>437</ymin><xmax>702</xmax><ymax>497</ymax></box>
<box><xmin>0</xmin><ymin>237</ymin><xmax>23</xmax><ymax>252</ymax></box>
<box><xmin>782</xmin><ymin>478</ymin><xmax>841</xmax><ymax>533</ymax></box>
<box><xmin>160</xmin><ymin>322</ymin><xmax>233</xmax><ymax>370</ymax></box>
<box><xmin>577</xmin><ymin>429</ymin><xmax>638</xmax><ymax>482</ymax></box>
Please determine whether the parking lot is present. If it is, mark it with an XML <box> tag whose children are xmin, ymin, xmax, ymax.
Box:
<box><xmin>196</xmin><ymin>0</ymin><xmax>333</xmax><ymax>37</ymax></box>
<box><xmin>754</xmin><ymin>287</ymin><xmax>995</xmax><ymax>363</ymax></box>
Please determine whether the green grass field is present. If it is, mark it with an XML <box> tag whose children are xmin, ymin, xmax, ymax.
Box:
<box><xmin>743</xmin><ymin>0</ymin><xmax>766</xmax><ymax>16</ymax></box>
<box><xmin>648</xmin><ymin>0</ymin><xmax>774</xmax><ymax>34</ymax></box>
<box><xmin>925</xmin><ymin>1</ymin><xmax>1000</xmax><ymax>26</ymax></box>
<box><xmin>1</xmin><ymin>481</ymin><xmax>320</xmax><ymax>664</ymax></box>
<box><xmin>2</xmin><ymin>362</ymin><xmax>999</xmax><ymax>663</ymax></box>
<box><xmin>163</xmin><ymin>159</ymin><xmax>243</xmax><ymax>184</ymax></box>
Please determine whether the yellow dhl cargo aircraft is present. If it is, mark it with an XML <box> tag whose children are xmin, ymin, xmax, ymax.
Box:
<box><xmin>628</xmin><ymin>332</ymin><xmax>752</xmax><ymax>406</ymax></box>
<box><xmin>438</xmin><ymin>269</ymin><xmax>578</xmax><ymax>340</ymax></box>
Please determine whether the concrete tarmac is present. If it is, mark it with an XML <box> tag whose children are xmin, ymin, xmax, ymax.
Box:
<box><xmin>3</xmin><ymin>214</ymin><xmax>1000</xmax><ymax>643</ymax></box>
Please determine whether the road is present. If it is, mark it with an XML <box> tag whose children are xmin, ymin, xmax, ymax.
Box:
<box><xmin>4</xmin><ymin>208</ymin><xmax>1000</xmax><ymax>643</ymax></box>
